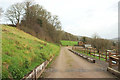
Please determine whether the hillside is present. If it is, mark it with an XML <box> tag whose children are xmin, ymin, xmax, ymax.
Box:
<box><xmin>2</xmin><ymin>25</ymin><xmax>60</xmax><ymax>79</ymax></box>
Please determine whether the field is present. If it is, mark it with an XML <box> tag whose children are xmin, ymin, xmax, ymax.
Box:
<box><xmin>60</xmin><ymin>40</ymin><xmax>78</xmax><ymax>46</ymax></box>
<box><xmin>2</xmin><ymin>25</ymin><xmax>60</xmax><ymax>79</ymax></box>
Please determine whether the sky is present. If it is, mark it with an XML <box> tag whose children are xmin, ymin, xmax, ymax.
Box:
<box><xmin>0</xmin><ymin>0</ymin><xmax>119</xmax><ymax>39</ymax></box>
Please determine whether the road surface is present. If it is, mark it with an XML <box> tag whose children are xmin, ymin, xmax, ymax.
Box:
<box><xmin>42</xmin><ymin>47</ymin><xmax>116</xmax><ymax>78</ymax></box>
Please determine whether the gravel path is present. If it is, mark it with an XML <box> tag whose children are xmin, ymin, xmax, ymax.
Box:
<box><xmin>41</xmin><ymin>47</ymin><xmax>117</xmax><ymax>78</ymax></box>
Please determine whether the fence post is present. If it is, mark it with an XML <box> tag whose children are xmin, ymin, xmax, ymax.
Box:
<box><xmin>84</xmin><ymin>49</ymin><xmax>85</xmax><ymax>53</ymax></box>
<box><xmin>102</xmin><ymin>49</ymin><xmax>103</xmax><ymax>60</ymax></box>
<box><xmin>82</xmin><ymin>48</ymin><xmax>83</xmax><ymax>53</ymax></box>
<box><xmin>93</xmin><ymin>48</ymin><xmax>95</xmax><ymax>57</ymax></box>
<box><xmin>83</xmin><ymin>48</ymin><xmax>84</xmax><ymax>53</ymax></box>
<box><xmin>82</xmin><ymin>49</ymin><xmax>84</xmax><ymax>53</ymax></box>
<box><xmin>99</xmin><ymin>50</ymin><xmax>100</xmax><ymax>60</ymax></box>
<box><xmin>118</xmin><ymin>51</ymin><xmax>120</xmax><ymax>71</ymax></box>
<box><xmin>105</xmin><ymin>50</ymin><xmax>107</xmax><ymax>62</ymax></box>
<box><xmin>34</xmin><ymin>69</ymin><xmax>37</xmax><ymax>80</ymax></box>
<box><xmin>109</xmin><ymin>52</ymin><xmax>112</xmax><ymax>68</ymax></box>
<box><xmin>85</xmin><ymin>48</ymin><xmax>86</xmax><ymax>53</ymax></box>
<box><xmin>87</xmin><ymin>48</ymin><xmax>88</xmax><ymax>55</ymax></box>
<box><xmin>90</xmin><ymin>48</ymin><xmax>91</xmax><ymax>56</ymax></box>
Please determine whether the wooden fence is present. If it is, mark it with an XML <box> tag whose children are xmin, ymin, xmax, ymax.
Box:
<box><xmin>22</xmin><ymin>56</ymin><xmax>54</xmax><ymax>80</ymax></box>
<box><xmin>72</xmin><ymin>46</ymin><xmax>110</xmax><ymax>62</ymax></box>
<box><xmin>108</xmin><ymin>53</ymin><xmax>120</xmax><ymax>71</ymax></box>
<box><xmin>107</xmin><ymin>53</ymin><xmax>120</xmax><ymax>78</ymax></box>
<box><xmin>72</xmin><ymin>46</ymin><xmax>120</xmax><ymax>77</ymax></box>
<box><xmin>68</xmin><ymin>49</ymin><xmax>95</xmax><ymax>63</ymax></box>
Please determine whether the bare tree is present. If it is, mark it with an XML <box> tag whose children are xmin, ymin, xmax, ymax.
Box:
<box><xmin>11</xmin><ymin>1</ymin><xmax>63</xmax><ymax>43</ymax></box>
<box><xmin>91</xmin><ymin>33</ymin><xmax>112</xmax><ymax>51</ymax></box>
<box><xmin>5</xmin><ymin>3</ymin><xmax>24</xmax><ymax>26</ymax></box>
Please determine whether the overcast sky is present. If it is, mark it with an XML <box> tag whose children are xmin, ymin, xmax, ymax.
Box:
<box><xmin>0</xmin><ymin>0</ymin><xmax>119</xmax><ymax>39</ymax></box>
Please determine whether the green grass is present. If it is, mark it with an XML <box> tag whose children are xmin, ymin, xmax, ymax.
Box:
<box><xmin>2</xmin><ymin>25</ymin><xmax>60</xmax><ymax>79</ymax></box>
<box><xmin>60</xmin><ymin>40</ymin><xmax>78</xmax><ymax>46</ymax></box>
<box><xmin>74</xmin><ymin>50</ymin><xmax>106</xmax><ymax>61</ymax></box>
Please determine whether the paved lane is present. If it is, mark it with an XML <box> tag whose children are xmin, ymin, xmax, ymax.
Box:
<box><xmin>42</xmin><ymin>47</ymin><xmax>116</xmax><ymax>78</ymax></box>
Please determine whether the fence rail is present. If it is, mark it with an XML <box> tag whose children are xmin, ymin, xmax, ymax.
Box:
<box><xmin>68</xmin><ymin>49</ymin><xmax>95</xmax><ymax>63</ymax></box>
<box><xmin>108</xmin><ymin>53</ymin><xmax>120</xmax><ymax>69</ymax></box>
<box><xmin>22</xmin><ymin>56</ymin><xmax>54</xmax><ymax>80</ymax></box>
<box><xmin>72</xmin><ymin>46</ymin><xmax>110</xmax><ymax>61</ymax></box>
<box><xmin>107</xmin><ymin>53</ymin><xmax>120</xmax><ymax>78</ymax></box>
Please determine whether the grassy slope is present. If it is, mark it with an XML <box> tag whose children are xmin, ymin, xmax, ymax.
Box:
<box><xmin>2</xmin><ymin>25</ymin><xmax>60</xmax><ymax>79</ymax></box>
<box><xmin>60</xmin><ymin>40</ymin><xmax>78</xmax><ymax>46</ymax></box>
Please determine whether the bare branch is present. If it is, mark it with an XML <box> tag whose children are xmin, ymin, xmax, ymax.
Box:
<box><xmin>5</xmin><ymin>3</ymin><xmax>24</xmax><ymax>26</ymax></box>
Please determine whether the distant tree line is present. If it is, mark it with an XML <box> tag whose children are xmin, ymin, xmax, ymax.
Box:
<box><xmin>91</xmin><ymin>34</ymin><xmax>112</xmax><ymax>51</ymax></box>
<box><xmin>80</xmin><ymin>34</ymin><xmax>117</xmax><ymax>51</ymax></box>
<box><xmin>5</xmin><ymin>1</ymin><xmax>77</xmax><ymax>43</ymax></box>
<box><xmin>61</xmin><ymin>31</ymin><xmax>78</xmax><ymax>41</ymax></box>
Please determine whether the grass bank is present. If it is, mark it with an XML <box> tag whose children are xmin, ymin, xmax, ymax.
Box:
<box><xmin>2</xmin><ymin>25</ymin><xmax>60</xmax><ymax>79</ymax></box>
